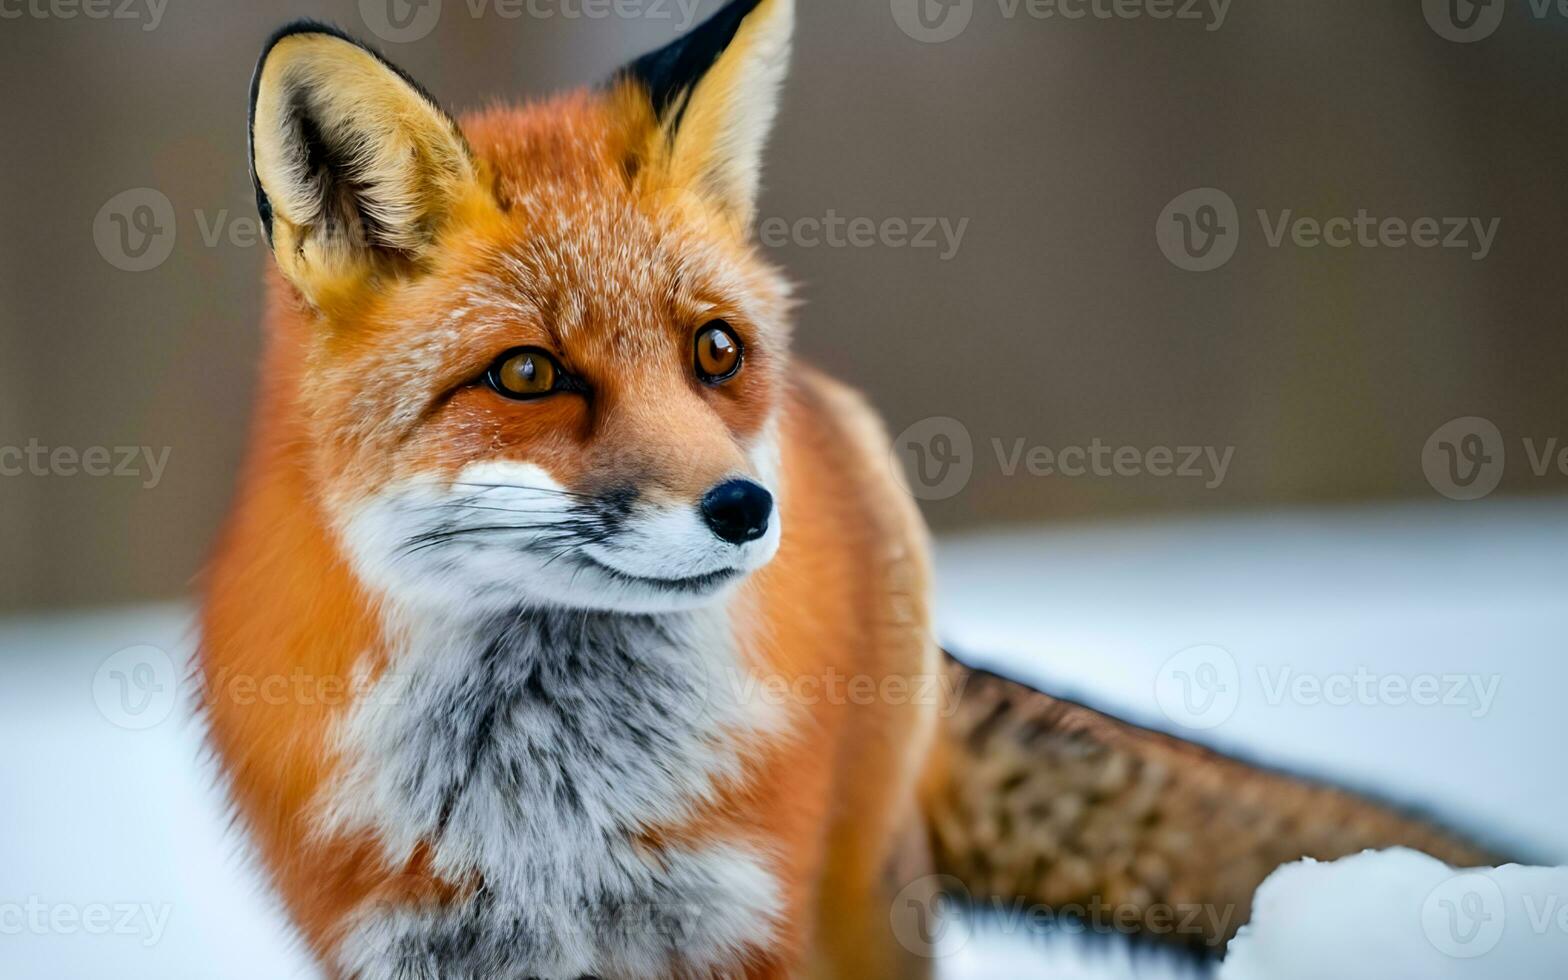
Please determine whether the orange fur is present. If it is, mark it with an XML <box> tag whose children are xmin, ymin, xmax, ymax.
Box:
<box><xmin>207</xmin><ymin>12</ymin><xmax>1498</xmax><ymax>976</ymax></box>
<box><xmin>203</xmin><ymin>35</ymin><xmax>938</xmax><ymax>977</ymax></box>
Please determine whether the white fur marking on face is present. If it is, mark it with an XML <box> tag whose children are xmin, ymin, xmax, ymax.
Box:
<box><xmin>748</xmin><ymin>418</ymin><xmax>784</xmax><ymax>506</ymax></box>
<box><xmin>581</xmin><ymin>423</ymin><xmax>785</xmax><ymax>588</ymax></box>
<box><xmin>338</xmin><ymin>452</ymin><xmax>783</xmax><ymax>616</ymax></box>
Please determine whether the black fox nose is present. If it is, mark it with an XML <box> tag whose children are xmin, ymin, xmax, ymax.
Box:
<box><xmin>701</xmin><ymin>479</ymin><xmax>773</xmax><ymax>545</ymax></box>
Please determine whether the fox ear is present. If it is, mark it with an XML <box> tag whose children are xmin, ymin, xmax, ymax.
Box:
<box><xmin>618</xmin><ymin>0</ymin><xmax>793</xmax><ymax>229</ymax></box>
<box><xmin>249</xmin><ymin>22</ymin><xmax>480</xmax><ymax>305</ymax></box>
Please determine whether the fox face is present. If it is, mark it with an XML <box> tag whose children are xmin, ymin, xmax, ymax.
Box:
<box><xmin>248</xmin><ymin>3</ymin><xmax>794</xmax><ymax>613</ymax></box>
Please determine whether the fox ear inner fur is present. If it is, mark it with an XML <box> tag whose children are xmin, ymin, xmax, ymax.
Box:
<box><xmin>248</xmin><ymin>21</ymin><xmax>479</xmax><ymax>305</ymax></box>
<box><xmin>247</xmin><ymin>1</ymin><xmax>794</xmax><ymax>306</ymax></box>
<box><xmin>616</xmin><ymin>0</ymin><xmax>793</xmax><ymax>228</ymax></box>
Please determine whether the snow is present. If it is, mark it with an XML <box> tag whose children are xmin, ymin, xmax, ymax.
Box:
<box><xmin>1220</xmin><ymin>850</ymin><xmax>1568</xmax><ymax>980</ymax></box>
<box><xmin>2</xmin><ymin>499</ymin><xmax>1565</xmax><ymax>979</ymax></box>
<box><xmin>0</xmin><ymin>606</ymin><xmax>318</xmax><ymax>979</ymax></box>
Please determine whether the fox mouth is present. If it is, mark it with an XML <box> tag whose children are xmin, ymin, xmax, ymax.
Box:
<box><xmin>578</xmin><ymin>555</ymin><xmax>743</xmax><ymax>593</ymax></box>
<box><xmin>353</xmin><ymin>468</ymin><xmax>779</xmax><ymax>613</ymax></box>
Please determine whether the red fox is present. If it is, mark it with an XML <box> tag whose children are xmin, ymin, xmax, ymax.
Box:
<box><xmin>201</xmin><ymin>2</ymin><xmax>1494</xmax><ymax>977</ymax></box>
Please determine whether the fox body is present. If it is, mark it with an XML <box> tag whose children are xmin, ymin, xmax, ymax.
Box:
<box><xmin>202</xmin><ymin>3</ymin><xmax>1496</xmax><ymax>977</ymax></box>
<box><xmin>204</xmin><ymin>3</ymin><xmax>941</xmax><ymax>976</ymax></box>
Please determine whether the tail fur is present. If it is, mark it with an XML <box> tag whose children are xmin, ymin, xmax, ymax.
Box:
<box><xmin>925</xmin><ymin>653</ymin><xmax>1501</xmax><ymax>951</ymax></box>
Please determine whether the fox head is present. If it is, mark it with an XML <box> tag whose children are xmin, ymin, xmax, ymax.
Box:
<box><xmin>247</xmin><ymin>1</ymin><xmax>794</xmax><ymax>614</ymax></box>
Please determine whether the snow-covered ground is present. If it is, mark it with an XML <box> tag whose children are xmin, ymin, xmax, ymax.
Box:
<box><xmin>1220</xmin><ymin>850</ymin><xmax>1568</xmax><ymax>980</ymax></box>
<box><xmin>3</xmin><ymin>499</ymin><xmax>1565</xmax><ymax>978</ymax></box>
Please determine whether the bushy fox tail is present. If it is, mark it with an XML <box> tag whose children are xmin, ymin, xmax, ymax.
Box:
<box><xmin>924</xmin><ymin>653</ymin><xmax>1500</xmax><ymax>950</ymax></box>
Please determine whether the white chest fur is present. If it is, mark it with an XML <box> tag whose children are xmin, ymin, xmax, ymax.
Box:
<box><xmin>322</xmin><ymin>605</ymin><xmax>783</xmax><ymax>979</ymax></box>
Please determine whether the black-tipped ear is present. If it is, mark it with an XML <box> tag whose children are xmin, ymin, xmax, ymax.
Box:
<box><xmin>615</xmin><ymin>0</ymin><xmax>792</xmax><ymax>226</ymax></box>
<box><xmin>620</xmin><ymin>0</ymin><xmax>766</xmax><ymax>126</ymax></box>
<box><xmin>247</xmin><ymin>21</ymin><xmax>481</xmax><ymax>305</ymax></box>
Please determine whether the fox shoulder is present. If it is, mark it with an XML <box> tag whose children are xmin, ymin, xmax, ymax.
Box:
<box><xmin>778</xmin><ymin>365</ymin><xmax>933</xmax><ymax>581</ymax></box>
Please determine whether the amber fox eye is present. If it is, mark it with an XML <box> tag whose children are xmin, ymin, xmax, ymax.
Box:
<box><xmin>694</xmin><ymin>321</ymin><xmax>743</xmax><ymax>385</ymax></box>
<box><xmin>486</xmin><ymin>348</ymin><xmax>563</xmax><ymax>400</ymax></box>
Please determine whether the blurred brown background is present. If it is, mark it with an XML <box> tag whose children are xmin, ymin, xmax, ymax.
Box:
<box><xmin>2</xmin><ymin>0</ymin><xmax>1565</xmax><ymax>612</ymax></box>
